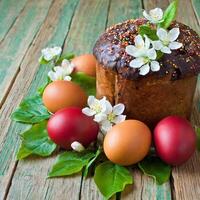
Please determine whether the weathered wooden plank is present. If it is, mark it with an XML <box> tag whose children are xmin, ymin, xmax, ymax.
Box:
<box><xmin>63</xmin><ymin>0</ymin><xmax>110</xmax><ymax>55</ymax></box>
<box><xmin>143</xmin><ymin>0</ymin><xmax>169</xmax><ymax>10</ymax></box>
<box><xmin>192</xmin><ymin>0</ymin><xmax>200</xmax><ymax>23</ymax></box>
<box><xmin>173</xmin><ymin>0</ymin><xmax>199</xmax><ymax>33</ymax></box>
<box><xmin>0</xmin><ymin>0</ymin><xmax>53</xmax><ymax>108</ymax></box>
<box><xmin>0</xmin><ymin>0</ymin><xmax>80</xmax><ymax>199</ymax></box>
<box><xmin>107</xmin><ymin>0</ymin><xmax>143</xmax><ymax>27</ymax></box>
<box><xmin>166</xmin><ymin>1</ymin><xmax>200</xmax><ymax>200</ymax></box>
<box><xmin>0</xmin><ymin>0</ymin><xmax>28</xmax><ymax>42</ymax></box>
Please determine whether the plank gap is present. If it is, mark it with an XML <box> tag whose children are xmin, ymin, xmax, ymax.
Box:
<box><xmin>0</xmin><ymin>68</ymin><xmax>20</xmax><ymax>109</ymax></box>
<box><xmin>3</xmin><ymin>161</ymin><xmax>18</xmax><ymax>200</ymax></box>
<box><xmin>0</xmin><ymin>0</ymin><xmax>55</xmax><ymax>109</ymax></box>
<box><xmin>0</xmin><ymin>0</ymin><xmax>27</xmax><ymax>44</ymax></box>
<box><xmin>105</xmin><ymin>0</ymin><xmax>112</xmax><ymax>29</ymax></box>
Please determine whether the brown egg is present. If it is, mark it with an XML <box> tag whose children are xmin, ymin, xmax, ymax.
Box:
<box><xmin>72</xmin><ymin>54</ymin><xmax>97</xmax><ymax>77</ymax></box>
<box><xmin>103</xmin><ymin>120</ymin><xmax>152</xmax><ymax>166</ymax></box>
<box><xmin>42</xmin><ymin>80</ymin><xmax>87</xmax><ymax>113</ymax></box>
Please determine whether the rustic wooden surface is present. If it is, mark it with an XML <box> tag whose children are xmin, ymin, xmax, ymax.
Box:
<box><xmin>0</xmin><ymin>0</ymin><xmax>199</xmax><ymax>199</ymax></box>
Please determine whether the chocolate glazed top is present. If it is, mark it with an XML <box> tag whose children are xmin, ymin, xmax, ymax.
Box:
<box><xmin>93</xmin><ymin>19</ymin><xmax>200</xmax><ymax>80</ymax></box>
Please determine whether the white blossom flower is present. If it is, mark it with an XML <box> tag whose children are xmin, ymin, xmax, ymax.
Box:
<box><xmin>143</xmin><ymin>8</ymin><xmax>164</xmax><ymax>24</ymax></box>
<box><xmin>126</xmin><ymin>35</ymin><xmax>150</xmax><ymax>58</ymax></box>
<box><xmin>48</xmin><ymin>59</ymin><xmax>74</xmax><ymax>81</ymax></box>
<box><xmin>41</xmin><ymin>46</ymin><xmax>62</xmax><ymax>61</ymax></box>
<box><xmin>82</xmin><ymin>96</ymin><xmax>109</xmax><ymax>122</ymax></box>
<box><xmin>71</xmin><ymin>141</ymin><xmax>85</xmax><ymax>152</ymax></box>
<box><xmin>152</xmin><ymin>28</ymin><xmax>182</xmax><ymax>54</ymax></box>
<box><xmin>100</xmin><ymin>103</ymin><xmax>126</xmax><ymax>133</ymax></box>
<box><xmin>82</xmin><ymin>96</ymin><xmax>126</xmax><ymax>134</ymax></box>
<box><xmin>129</xmin><ymin>48</ymin><xmax>160</xmax><ymax>76</ymax></box>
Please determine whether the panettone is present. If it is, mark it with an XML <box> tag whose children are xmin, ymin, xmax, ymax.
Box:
<box><xmin>93</xmin><ymin>19</ymin><xmax>200</xmax><ymax>127</ymax></box>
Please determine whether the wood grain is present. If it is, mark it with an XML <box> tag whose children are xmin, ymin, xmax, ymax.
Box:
<box><xmin>0</xmin><ymin>0</ymin><xmax>28</xmax><ymax>42</ymax></box>
<box><xmin>63</xmin><ymin>0</ymin><xmax>110</xmax><ymax>55</ymax></box>
<box><xmin>0</xmin><ymin>0</ymin><xmax>80</xmax><ymax>199</ymax></box>
<box><xmin>0</xmin><ymin>0</ymin><xmax>53</xmax><ymax>108</ymax></box>
<box><xmin>143</xmin><ymin>0</ymin><xmax>169</xmax><ymax>10</ymax></box>
<box><xmin>107</xmin><ymin>0</ymin><xmax>143</xmax><ymax>27</ymax></box>
<box><xmin>171</xmin><ymin>0</ymin><xmax>199</xmax><ymax>32</ymax></box>
<box><xmin>192</xmin><ymin>0</ymin><xmax>200</xmax><ymax>23</ymax></box>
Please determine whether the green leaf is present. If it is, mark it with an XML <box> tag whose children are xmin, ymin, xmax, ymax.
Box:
<box><xmin>56</xmin><ymin>53</ymin><xmax>75</xmax><ymax>65</ymax></box>
<box><xmin>17</xmin><ymin>144</ymin><xmax>32</xmax><ymax>160</ymax></box>
<box><xmin>83</xmin><ymin>148</ymin><xmax>102</xmax><ymax>177</ymax></box>
<box><xmin>11</xmin><ymin>95</ymin><xmax>51</xmax><ymax>124</ymax></box>
<box><xmin>39</xmin><ymin>56</ymin><xmax>50</xmax><ymax>65</ymax></box>
<box><xmin>139</xmin><ymin>25</ymin><xmax>158</xmax><ymax>40</ymax></box>
<box><xmin>138</xmin><ymin>156</ymin><xmax>171</xmax><ymax>185</ymax></box>
<box><xmin>156</xmin><ymin>51</ymin><xmax>164</xmax><ymax>60</ymax></box>
<box><xmin>17</xmin><ymin>121</ymin><xmax>56</xmax><ymax>159</ymax></box>
<box><xmin>94</xmin><ymin>161</ymin><xmax>133</xmax><ymax>200</ymax></box>
<box><xmin>37</xmin><ymin>78</ymin><xmax>51</xmax><ymax>95</ymax></box>
<box><xmin>71</xmin><ymin>72</ymin><xmax>96</xmax><ymax>96</ymax></box>
<box><xmin>196</xmin><ymin>127</ymin><xmax>200</xmax><ymax>152</ymax></box>
<box><xmin>48</xmin><ymin>151</ymin><xmax>95</xmax><ymax>177</ymax></box>
<box><xmin>159</xmin><ymin>0</ymin><xmax>178</xmax><ymax>29</ymax></box>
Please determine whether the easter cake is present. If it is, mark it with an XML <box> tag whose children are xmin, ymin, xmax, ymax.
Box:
<box><xmin>93</xmin><ymin>15</ymin><xmax>200</xmax><ymax>127</ymax></box>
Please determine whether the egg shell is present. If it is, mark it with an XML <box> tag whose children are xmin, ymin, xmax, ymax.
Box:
<box><xmin>72</xmin><ymin>54</ymin><xmax>97</xmax><ymax>77</ymax></box>
<box><xmin>103</xmin><ymin>120</ymin><xmax>152</xmax><ymax>166</ymax></box>
<box><xmin>42</xmin><ymin>80</ymin><xmax>87</xmax><ymax>113</ymax></box>
<box><xmin>154</xmin><ymin>116</ymin><xmax>196</xmax><ymax>165</ymax></box>
<box><xmin>47</xmin><ymin>107</ymin><xmax>99</xmax><ymax>149</ymax></box>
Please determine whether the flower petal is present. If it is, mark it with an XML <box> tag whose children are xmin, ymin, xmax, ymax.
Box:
<box><xmin>169</xmin><ymin>41</ymin><xmax>182</xmax><ymax>50</ymax></box>
<box><xmin>161</xmin><ymin>46</ymin><xmax>171</xmax><ymax>54</ymax></box>
<box><xmin>157</xmin><ymin>28</ymin><xmax>168</xmax><ymax>41</ymax></box>
<box><xmin>98</xmin><ymin>97</ymin><xmax>107</xmax><ymax>113</ymax></box>
<box><xmin>48</xmin><ymin>71</ymin><xmax>57</xmax><ymax>81</ymax></box>
<box><xmin>71</xmin><ymin>141</ymin><xmax>85</xmax><ymax>152</ymax></box>
<box><xmin>112</xmin><ymin>115</ymin><xmax>126</xmax><ymax>124</ymax></box>
<box><xmin>113</xmin><ymin>104</ymin><xmax>125</xmax><ymax>115</ymax></box>
<box><xmin>64</xmin><ymin>76</ymin><xmax>72</xmax><ymax>81</ymax></box>
<box><xmin>134</xmin><ymin>35</ymin><xmax>144</xmax><ymax>49</ymax></box>
<box><xmin>82</xmin><ymin>107</ymin><xmax>96</xmax><ymax>116</ymax></box>
<box><xmin>103</xmin><ymin>100</ymin><xmax>113</xmax><ymax>114</ymax></box>
<box><xmin>149</xmin><ymin>8</ymin><xmax>163</xmax><ymax>21</ymax></box>
<box><xmin>139</xmin><ymin>64</ymin><xmax>150</xmax><ymax>76</ymax></box>
<box><xmin>101</xmin><ymin>120</ymin><xmax>112</xmax><ymax>133</ymax></box>
<box><xmin>143</xmin><ymin>10</ymin><xmax>152</xmax><ymax>21</ymax></box>
<box><xmin>52</xmin><ymin>46</ymin><xmax>62</xmax><ymax>56</ymax></box>
<box><xmin>152</xmin><ymin>40</ymin><xmax>163</xmax><ymax>50</ymax></box>
<box><xmin>144</xmin><ymin>35</ymin><xmax>151</xmax><ymax>49</ymax></box>
<box><xmin>150</xmin><ymin>61</ymin><xmax>160</xmax><ymax>72</ymax></box>
<box><xmin>129</xmin><ymin>58</ymin><xmax>145</xmax><ymax>68</ymax></box>
<box><xmin>125</xmin><ymin>45</ymin><xmax>137</xmax><ymax>56</ymax></box>
<box><xmin>87</xmin><ymin>96</ymin><xmax>95</xmax><ymax>107</ymax></box>
<box><xmin>168</xmin><ymin>28</ymin><xmax>180</xmax><ymax>42</ymax></box>
<box><xmin>146</xmin><ymin>48</ymin><xmax>157</xmax><ymax>60</ymax></box>
<box><xmin>94</xmin><ymin>113</ymin><xmax>107</xmax><ymax>122</ymax></box>
<box><xmin>61</xmin><ymin>59</ymin><xmax>71</xmax><ymax>67</ymax></box>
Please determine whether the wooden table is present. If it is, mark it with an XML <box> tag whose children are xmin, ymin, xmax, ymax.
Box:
<box><xmin>0</xmin><ymin>0</ymin><xmax>199</xmax><ymax>199</ymax></box>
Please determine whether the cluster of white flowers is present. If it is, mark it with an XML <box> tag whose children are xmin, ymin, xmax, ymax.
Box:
<box><xmin>82</xmin><ymin>96</ymin><xmax>126</xmax><ymax>133</ymax></box>
<box><xmin>48</xmin><ymin>59</ymin><xmax>75</xmax><ymax>81</ymax></box>
<box><xmin>40</xmin><ymin>46</ymin><xmax>62</xmax><ymax>62</ymax></box>
<box><xmin>125</xmin><ymin>7</ymin><xmax>182</xmax><ymax>76</ymax></box>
